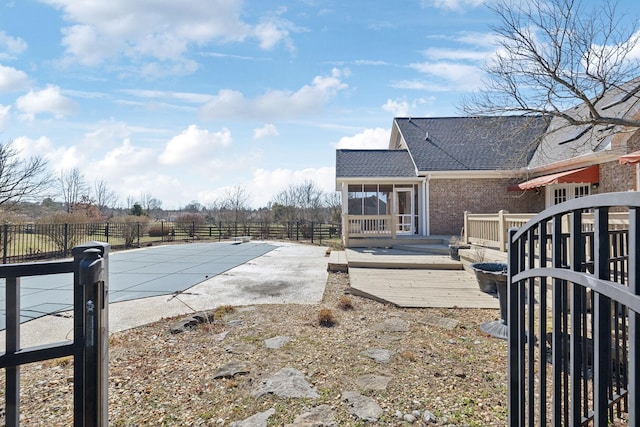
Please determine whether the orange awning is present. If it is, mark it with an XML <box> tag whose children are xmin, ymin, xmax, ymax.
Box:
<box><xmin>619</xmin><ymin>151</ymin><xmax>640</xmax><ymax>165</ymax></box>
<box><xmin>508</xmin><ymin>166</ymin><xmax>599</xmax><ymax>191</ymax></box>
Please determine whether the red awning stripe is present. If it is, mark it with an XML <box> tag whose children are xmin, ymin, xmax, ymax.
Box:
<box><xmin>619</xmin><ymin>151</ymin><xmax>640</xmax><ymax>165</ymax></box>
<box><xmin>508</xmin><ymin>166</ymin><xmax>599</xmax><ymax>191</ymax></box>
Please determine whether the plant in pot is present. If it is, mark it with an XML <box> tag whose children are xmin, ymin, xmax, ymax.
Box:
<box><xmin>448</xmin><ymin>235</ymin><xmax>470</xmax><ymax>261</ymax></box>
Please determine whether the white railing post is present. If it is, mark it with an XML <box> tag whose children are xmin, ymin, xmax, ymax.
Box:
<box><xmin>498</xmin><ymin>210</ymin><xmax>508</xmax><ymax>252</ymax></box>
<box><xmin>463</xmin><ymin>211</ymin><xmax>469</xmax><ymax>244</ymax></box>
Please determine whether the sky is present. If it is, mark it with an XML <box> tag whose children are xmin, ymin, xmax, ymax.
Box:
<box><xmin>0</xmin><ymin>0</ymin><xmax>637</xmax><ymax>210</ymax></box>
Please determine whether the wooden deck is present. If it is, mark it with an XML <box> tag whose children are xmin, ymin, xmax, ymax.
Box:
<box><xmin>348</xmin><ymin>268</ymin><xmax>499</xmax><ymax>308</ymax></box>
<box><xmin>329</xmin><ymin>248</ymin><xmax>500</xmax><ymax>309</ymax></box>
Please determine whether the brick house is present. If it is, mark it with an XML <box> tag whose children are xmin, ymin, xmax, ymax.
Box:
<box><xmin>335</xmin><ymin>83</ymin><xmax>640</xmax><ymax>247</ymax></box>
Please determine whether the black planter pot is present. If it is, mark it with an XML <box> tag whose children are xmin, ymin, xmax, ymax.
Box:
<box><xmin>470</xmin><ymin>262</ymin><xmax>507</xmax><ymax>294</ymax></box>
<box><xmin>479</xmin><ymin>279</ymin><xmax>509</xmax><ymax>339</ymax></box>
<box><xmin>448</xmin><ymin>244</ymin><xmax>470</xmax><ymax>261</ymax></box>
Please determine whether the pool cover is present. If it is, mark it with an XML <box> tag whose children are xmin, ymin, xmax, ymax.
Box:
<box><xmin>0</xmin><ymin>241</ymin><xmax>276</xmax><ymax>330</ymax></box>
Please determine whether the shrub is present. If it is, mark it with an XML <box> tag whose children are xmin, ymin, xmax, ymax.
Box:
<box><xmin>337</xmin><ymin>296</ymin><xmax>354</xmax><ymax>310</ymax></box>
<box><xmin>38</xmin><ymin>212</ymin><xmax>92</xmax><ymax>251</ymax></box>
<box><xmin>175</xmin><ymin>213</ymin><xmax>206</xmax><ymax>238</ymax></box>
<box><xmin>148</xmin><ymin>222</ymin><xmax>172</xmax><ymax>237</ymax></box>
<box><xmin>117</xmin><ymin>215</ymin><xmax>150</xmax><ymax>247</ymax></box>
<box><xmin>318</xmin><ymin>308</ymin><xmax>336</xmax><ymax>327</ymax></box>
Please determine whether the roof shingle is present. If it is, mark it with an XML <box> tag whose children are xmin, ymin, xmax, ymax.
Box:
<box><xmin>336</xmin><ymin>149</ymin><xmax>416</xmax><ymax>178</ymax></box>
<box><xmin>395</xmin><ymin>116</ymin><xmax>550</xmax><ymax>171</ymax></box>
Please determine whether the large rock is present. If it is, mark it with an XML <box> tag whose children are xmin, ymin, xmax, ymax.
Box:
<box><xmin>377</xmin><ymin>317</ymin><xmax>409</xmax><ymax>332</ymax></box>
<box><xmin>285</xmin><ymin>405</ymin><xmax>336</xmax><ymax>426</ymax></box>
<box><xmin>264</xmin><ymin>335</ymin><xmax>291</xmax><ymax>349</ymax></box>
<box><xmin>361</xmin><ymin>349</ymin><xmax>392</xmax><ymax>363</ymax></box>
<box><xmin>342</xmin><ymin>391</ymin><xmax>383</xmax><ymax>422</ymax></box>
<box><xmin>355</xmin><ymin>374</ymin><xmax>391</xmax><ymax>391</ymax></box>
<box><xmin>213</xmin><ymin>362</ymin><xmax>250</xmax><ymax>379</ymax></box>
<box><xmin>230</xmin><ymin>408</ymin><xmax>275</xmax><ymax>427</ymax></box>
<box><xmin>252</xmin><ymin>367</ymin><xmax>319</xmax><ymax>399</ymax></box>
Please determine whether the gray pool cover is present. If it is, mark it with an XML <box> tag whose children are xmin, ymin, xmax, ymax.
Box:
<box><xmin>0</xmin><ymin>241</ymin><xmax>276</xmax><ymax>330</ymax></box>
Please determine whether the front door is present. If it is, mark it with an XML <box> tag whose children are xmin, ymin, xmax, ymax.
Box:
<box><xmin>394</xmin><ymin>188</ymin><xmax>414</xmax><ymax>234</ymax></box>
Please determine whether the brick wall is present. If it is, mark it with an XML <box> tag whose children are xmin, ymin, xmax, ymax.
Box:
<box><xmin>597</xmin><ymin>160</ymin><xmax>636</xmax><ymax>194</ymax></box>
<box><xmin>429</xmin><ymin>178</ymin><xmax>543</xmax><ymax>235</ymax></box>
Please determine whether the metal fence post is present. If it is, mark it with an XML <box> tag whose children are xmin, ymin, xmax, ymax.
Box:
<box><xmin>72</xmin><ymin>241</ymin><xmax>109</xmax><ymax>427</ymax></box>
<box><xmin>64</xmin><ymin>223</ymin><xmax>69</xmax><ymax>256</ymax></box>
<box><xmin>3</xmin><ymin>223</ymin><xmax>8</xmax><ymax>264</ymax></box>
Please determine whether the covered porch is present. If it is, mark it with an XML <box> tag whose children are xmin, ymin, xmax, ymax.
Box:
<box><xmin>339</xmin><ymin>180</ymin><xmax>429</xmax><ymax>248</ymax></box>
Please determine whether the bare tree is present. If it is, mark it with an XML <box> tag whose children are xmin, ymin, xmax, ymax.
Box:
<box><xmin>58</xmin><ymin>168</ymin><xmax>88</xmax><ymax>213</ymax></box>
<box><xmin>0</xmin><ymin>141</ymin><xmax>51</xmax><ymax>210</ymax></box>
<box><xmin>464</xmin><ymin>0</ymin><xmax>640</xmax><ymax>129</ymax></box>
<box><xmin>93</xmin><ymin>179</ymin><xmax>118</xmax><ymax>212</ymax></box>
<box><xmin>270</xmin><ymin>180</ymin><xmax>326</xmax><ymax>223</ymax></box>
<box><xmin>219</xmin><ymin>185</ymin><xmax>251</xmax><ymax>223</ymax></box>
<box><xmin>140</xmin><ymin>191</ymin><xmax>162</xmax><ymax>216</ymax></box>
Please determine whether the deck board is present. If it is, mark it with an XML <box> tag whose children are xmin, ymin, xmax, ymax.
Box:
<box><xmin>348</xmin><ymin>267</ymin><xmax>500</xmax><ymax>309</ymax></box>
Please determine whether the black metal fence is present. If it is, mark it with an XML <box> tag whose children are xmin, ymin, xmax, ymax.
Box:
<box><xmin>508</xmin><ymin>192</ymin><xmax>640</xmax><ymax>426</ymax></box>
<box><xmin>0</xmin><ymin>221</ymin><xmax>341</xmax><ymax>264</ymax></box>
<box><xmin>0</xmin><ymin>242</ymin><xmax>110</xmax><ymax>426</ymax></box>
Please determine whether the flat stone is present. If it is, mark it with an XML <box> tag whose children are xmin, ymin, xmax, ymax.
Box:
<box><xmin>420</xmin><ymin>313</ymin><xmax>459</xmax><ymax>330</ymax></box>
<box><xmin>252</xmin><ymin>367</ymin><xmax>319</xmax><ymax>399</ymax></box>
<box><xmin>285</xmin><ymin>404</ymin><xmax>336</xmax><ymax>426</ymax></box>
<box><xmin>361</xmin><ymin>349</ymin><xmax>392</xmax><ymax>363</ymax></box>
<box><xmin>355</xmin><ymin>374</ymin><xmax>392</xmax><ymax>391</ymax></box>
<box><xmin>342</xmin><ymin>391</ymin><xmax>383</xmax><ymax>422</ymax></box>
<box><xmin>378</xmin><ymin>317</ymin><xmax>409</xmax><ymax>332</ymax></box>
<box><xmin>213</xmin><ymin>361</ymin><xmax>249</xmax><ymax>379</ymax></box>
<box><xmin>169</xmin><ymin>317</ymin><xmax>200</xmax><ymax>334</ymax></box>
<box><xmin>224</xmin><ymin>343</ymin><xmax>257</xmax><ymax>355</ymax></box>
<box><xmin>265</xmin><ymin>335</ymin><xmax>291</xmax><ymax>349</ymax></box>
<box><xmin>230</xmin><ymin>408</ymin><xmax>276</xmax><ymax>427</ymax></box>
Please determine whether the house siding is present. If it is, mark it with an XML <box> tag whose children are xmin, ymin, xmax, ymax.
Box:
<box><xmin>429</xmin><ymin>178</ymin><xmax>541</xmax><ymax>235</ymax></box>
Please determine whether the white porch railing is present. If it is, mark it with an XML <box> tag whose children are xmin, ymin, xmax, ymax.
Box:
<box><xmin>465</xmin><ymin>210</ymin><xmax>630</xmax><ymax>252</ymax></box>
<box><xmin>342</xmin><ymin>214</ymin><xmax>396</xmax><ymax>246</ymax></box>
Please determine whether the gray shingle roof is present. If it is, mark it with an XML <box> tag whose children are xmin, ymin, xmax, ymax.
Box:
<box><xmin>336</xmin><ymin>149</ymin><xmax>416</xmax><ymax>178</ymax></box>
<box><xmin>528</xmin><ymin>81</ymin><xmax>640</xmax><ymax>168</ymax></box>
<box><xmin>396</xmin><ymin>116</ymin><xmax>550</xmax><ymax>171</ymax></box>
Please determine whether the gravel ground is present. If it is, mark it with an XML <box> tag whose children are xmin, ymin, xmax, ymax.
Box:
<box><xmin>2</xmin><ymin>271</ymin><xmax>510</xmax><ymax>426</ymax></box>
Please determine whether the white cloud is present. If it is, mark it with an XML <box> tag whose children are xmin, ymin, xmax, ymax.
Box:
<box><xmin>15</xmin><ymin>85</ymin><xmax>78</xmax><ymax>120</ymax></box>
<box><xmin>91</xmin><ymin>139</ymin><xmax>156</xmax><ymax>181</ymax></box>
<box><xmin>159</xmin><ymin>125</ymin><xmax>232</xmax><ymax>165</ymax></box>
<box><xmin>200</xmin><ymin>68</ymin><xmax>348</xmax><ymax>120</ymax></box>
<box><xmin>423</xmin><ymin>0</ymin><xmax>486</xmax><ymax>11</ymax></box>
<box><xmin>42</xmin><ymin>0</ymin><xmax>297</xmax><ymax>67</ymax></box>
<box><xmin>0</xmin><ymin>30</ymin><xmax>27</xmax><ymax>59</ymax></box>
<box><xmin>421</xmin><ymin>47</ymin><xmax>491</xmax><ymax>61</ymax></box>
<box><xmin>250</xmin><ymin>166</ymin><xmax>336</xmax><ymax>207</ymax></box>
<box><xmin>253</xmin><ymin>123</ymin><xmax>279</xmax><ymax>139</ymax></box>
<box><xmin>400</xmin><ymin>62</ymin><xmax>485</xmax><ymax>92</ymax></box>
<box><xmin>335</xmin><ymin>128</ymin><xmax>390</xmax><ymax>149</ymax></box>
<box><xmin>0</xmin><ymin>64</ymin><xmax>29</xmax><ymax>93</ymax></box>
<box><xmin>11</xmin><ymin>135</ymin><xmax>83</xmax><ymax>171</ymax></box>
<box><xmin>0</xmin><ymin>104</ymin><xmax>10</xmax><ymax>128</ymax></box>
<box><xmin>382</xmin><ymin>99</ymin><xmax>410</xmax><ymax>116</ymax></box>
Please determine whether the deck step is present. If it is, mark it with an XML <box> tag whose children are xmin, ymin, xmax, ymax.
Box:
<box><xmin>344</xmin><ymin>248</ymin><xmax>463</xmax><ymax>270</ymax></box>
<box><xmin>327</xmin><ymin>250</ymin><xmax>348</xmax><ymax>272</ymax></box>
<box><xmin>392</xmin><ymin>243</ymin><xmax>449</xmax><ymax>255</ymax></box>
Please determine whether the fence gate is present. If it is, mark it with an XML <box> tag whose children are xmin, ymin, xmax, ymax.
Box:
<box><xmin>507</xmin><ymin>192</ymin><xmax>640</xmax><ymax>426</ymax></box>
<box><xmin>1</xmin><ymin>241</ymin><xmax>109</xmax><ymax>426</ymax></box>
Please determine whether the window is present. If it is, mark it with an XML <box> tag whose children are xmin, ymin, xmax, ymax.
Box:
<box><xmin>548</xmin><ymin>184</ymin><xmax>590</xmax><ymax>207</ymax></box>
